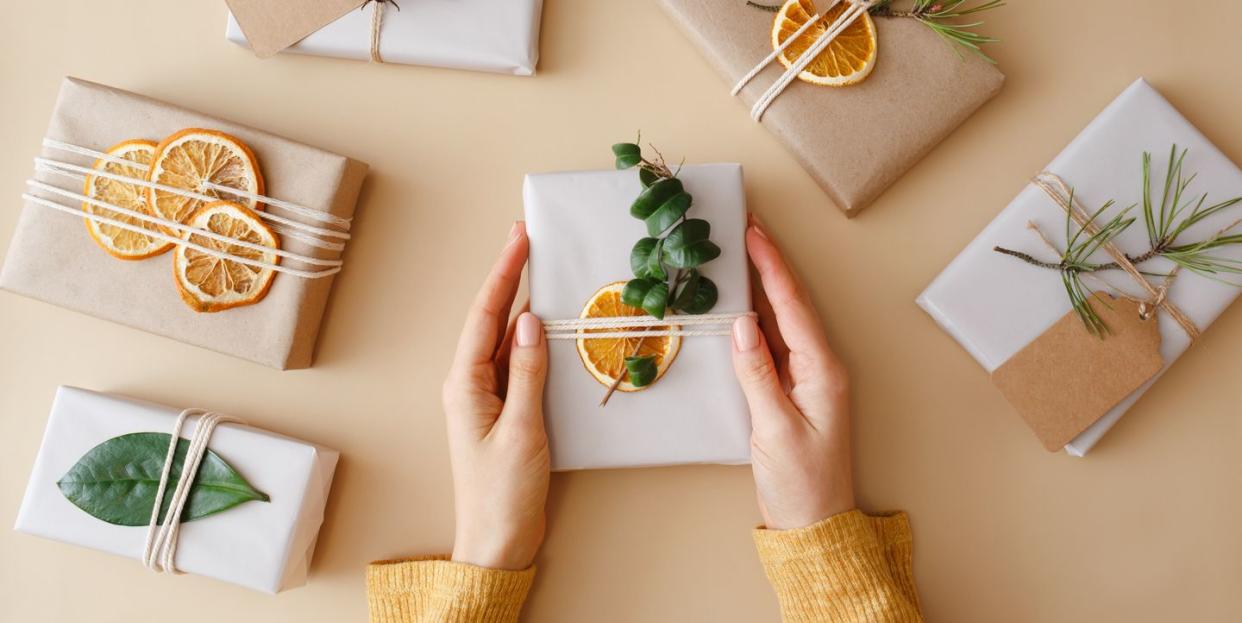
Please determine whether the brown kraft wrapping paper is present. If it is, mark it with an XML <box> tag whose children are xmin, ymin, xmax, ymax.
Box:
<box><xmin>658</xmin><ymin>0</ymin><xmax>1004</xmax><ymax>216</ymax></box>
<box><xmin>0</xmin><ymin>77</ymin><xmax>368</xmax><ymax>370</ymax></box>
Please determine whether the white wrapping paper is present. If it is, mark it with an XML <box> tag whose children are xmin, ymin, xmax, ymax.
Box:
<box><xmin>918</xmin><ymin>79</ymin><xmax>1242</xmax><ymax>456</ymax></box>
<box><xmin>225</xmin><ymin>0</ymin><xmax>543</xmax><ymax>76</ymax></box>
<box><xmin>524</xmin><ymin>164</ymin><xmax>753</xmax><ymax>470</ymax></box>
<box><xmin>13</xmin><ymin>386</ymin><xmax>338</xmax><ymax>593</ymax></box>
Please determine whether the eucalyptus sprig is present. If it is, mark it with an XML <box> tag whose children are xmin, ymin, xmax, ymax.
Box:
<box><xmin>993</xmin><ymin>145</ymin><xmax>1242</xmax><ymax>335</ymax></box>
<box><xmin>609</xmin><ymin>138</ymin><xmax>722</xmax><ymax>390</ymax></box>
<box><xmin>748</xmin><ymin>0</ymin><xmax>1004</xmax><ymax>62</ymax></box>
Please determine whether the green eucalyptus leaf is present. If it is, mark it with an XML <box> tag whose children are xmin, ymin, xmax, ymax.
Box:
<box><xmin>639</xmin><ymin>167</ymin><xmax>660</xmax><ymax>188</ymax></box>
<box><xmin>630</xmin><ymin>178</ymin><xmax>684</xmax><ymax>220</ymax></box>
<box><xmin>622</xmin><ymin>278</ymin><xmax>656</xmax><ymax>309</ymax></box>
<box><xmin>672</xmin><ymin>271</ymin><xmax>718</xmax><ymax>314</ymax></box>
<box><xmin>630</xmin><ymin>238</ymin><xmax>667</xmax><ymax>280</ymax></box>
<box><xmin>624</xmin><ymin>356</ymin><xmax>659</xmax><ymax>388</ymax></box>
<box><xmin>645</xmin><ymin>192</ymin><xmax>692</xmax><ymax>237</ymax></box>
<box><xmin>664</xmin><ymin>219</ymin><xmax>722</xmax><ymax>269</ymax></box>
<box><xmin>57</xmin><ymin>432</ymin><xmax>269</xmax><ymax>527</ymax></box>
<box><xmin>641</xmin><ymin>281</ymin><xmax>670</xmax><ymax>319</ymax></box>
<box><xmin>612</xmin><ymin>143</ymin><xmax>641</xmax><ymax>169</ymax></box>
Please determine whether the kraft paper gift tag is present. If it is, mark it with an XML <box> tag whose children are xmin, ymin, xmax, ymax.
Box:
<box><xmin>0</xmin><ymin>77</ymin><xmax>368</xmax><ymax>370</ymax></box>
<box><xmin>226</xmin><ymin>0</ymin><xmax>544</xmax><ymax>76</ymax></box>
<box><xmin>14</xmin><ymin>386</ymin><xmax>339</xmax><ymax>593</ymax></box>
<box><xmin>918</xmin><ymin>79</ymin><xmax>1242</xmax><ymax>456</ymax></box>
<box><xmin>991</xmin><ymin>295</ymin><xmax>1165</xmax><ymax>451</ymax></box>
<box><xmin>658</xmin><ymin>0</ymin><xmax>1004</xmax><ymax>216</ymax></box>
<box><xmin>524</xmin><ymin>164</ymin><xmax>753</xmax><ymax>470</ymax></box>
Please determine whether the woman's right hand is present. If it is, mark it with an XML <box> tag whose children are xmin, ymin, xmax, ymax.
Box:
<box><xmin>731</xmin><ymin>218</ymin><xmax>855</xmax><ymax>530</ymax></box>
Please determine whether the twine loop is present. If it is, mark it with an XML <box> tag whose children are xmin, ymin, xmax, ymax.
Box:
<box><xmin>543</xmin><ymin>312</ymin><xmax>755</xmax><ymax>340</ymax></box>
<box><xmin>1031</xmin><ymin>172</ymin><xmax>1200</xmax><ymax>341</ymax></box>
<box><xmin>364</xmin><ymin>0</ymin><xmax>401</xmax><ymax>63</ymax></box>
<box><xmin>143</xmin><ymin>409</ymin><xmax>243</xmax><ymax>575</ymax></box>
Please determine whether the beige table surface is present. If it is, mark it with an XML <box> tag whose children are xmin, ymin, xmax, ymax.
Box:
<box><xmin>2</xmin><ymin>1</ymin><xmax>1240</xmax><ymax>621</ymax></box>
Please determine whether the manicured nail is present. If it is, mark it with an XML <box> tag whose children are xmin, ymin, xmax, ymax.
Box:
<box><xmin>733</xmin><ymin>315</ymin><xmax>760</xmax><ymax>352</ymax></box>
<box><xmin>750</xmin><ymin>217</ymin><xmax>770</xmax><ymax>241</ymax></box>
<box><xmin>516</xmin><ymin>312</ymin><xmax>543</xmax><ymax>347</ymax></box>
<box><xmin>506</xmin><ymin>221</ymin><xmax>522</xmax><ymax>245</ymax></box>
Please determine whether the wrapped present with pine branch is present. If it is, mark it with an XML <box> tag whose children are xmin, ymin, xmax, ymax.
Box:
<box><xmin>524</xmin><ymin>141</ymin><xmax>753</xmax><ymax>470</ymax></box>
<box><xmin>659</xmin><ymin>0</ymin><xmax>1005</xmax><ymax>216</ymax></box>
<box><xmin>918</xmin><ymin>79</ymin><xmax>1242</xmax><ymax>456</ymax></box>
<box><xmin>14</xmin><ymin>386</ymin><xmax>338</xmax><ymax>593</ymax></box>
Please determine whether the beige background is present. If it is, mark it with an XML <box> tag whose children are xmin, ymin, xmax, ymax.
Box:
<box><xmin>1</xmin><ymin>1</ymin><xmax>1239</xmax><ymax>621</ymax></box>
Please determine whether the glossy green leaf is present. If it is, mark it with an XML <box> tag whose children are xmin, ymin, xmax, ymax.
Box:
<box><xmin>639</xmin><ymin>167</ymin><xmax>660</xmax><ymax>188</ymax></box>
<box><xmin>630</xmin><ymin>238</ymin><xmax>667</xmax><ymax>280</ymax></box>
<box><xmin>622</xmin><ymin>278</ymin><xmax>656</xmax><ymax>309</ymax></box>
<box><xmin>57</xmin><ymin>432</ymin><xmax>269</xmax><ymax>527</ymax></box>
<box><xmin>664</xmin><ymin>219</ymin><xmax>722</xmax><ymax>269</ymax></box>
<box><xmin>672</xmin><ymin>271</ymin><xmax>718</xmax><ymax>314</ymax></box>
<box><xmin>612</xmin><ymin>143</ymin><xmax>641</xmax><ymax>169</ymax></box>
<box><xmin>624</xmin><ymin>356</ymin><xmax>659</xmax><ymax>387</ymax></box>
<box><xmin>645</xmin><ymin>192</ymin><xmax>692</xmax><ymax>237</ymax></box>
<box><xmin>630</xmin><ymin>178</ymin><xmax>684</xmax><ymax>220</ymax></box>
<box><xmin>640</xmin><ymin>280</ymin><xmax>669</xmax><ymax>319</ymax></box>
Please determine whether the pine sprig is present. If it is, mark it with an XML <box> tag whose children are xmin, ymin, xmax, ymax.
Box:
<box><xmin>993</xmin><ymin>145</ymin><xmax>1242</xmax><ymax>334</ymax></box>
<box><xmin>748</xmin><ymin>0</ymin><xmax>1005</xmax><ymax>62</ymax></box>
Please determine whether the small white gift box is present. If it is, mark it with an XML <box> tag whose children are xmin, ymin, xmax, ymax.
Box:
<box><xmin>225</xmin><ymin>0</ymin><xmax>543</xmax><ymax>76</ymax></box>
<box><xmin>524</xmin><ymin>164</ymin><xmax>753</xmax><ymax>470</ymax></box>
<box><xmin>14</xmin><ymin>386</ymin><xmax>339</xmax><ymax>593</ymax></box>
<box><xmin>918</xmin><ymin>79</ymin><xmax>1242</xmax><ymax>456</ymax></box>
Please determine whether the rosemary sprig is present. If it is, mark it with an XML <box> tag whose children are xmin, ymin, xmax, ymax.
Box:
<box><xmin>748</xmin><ymin>0</ymin><xmax>1004</xmax><ymax>62</ymax></box>
<box><xmin>993</xmin><ymin>145</ymin><xmax>1242</xmax><ymax>334</ymax></box>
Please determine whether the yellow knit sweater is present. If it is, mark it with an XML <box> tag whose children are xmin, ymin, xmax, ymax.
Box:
<box><xmin>367</xmin><ymin>510</ymin><xmax>920</xmax><ymax>622</ymax></box>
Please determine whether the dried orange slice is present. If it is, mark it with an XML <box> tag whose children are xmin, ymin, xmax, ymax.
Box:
<box><xmin>83</xmin><ymin>140</ymin><xmax>171</xmax><ymax>259</ymax></box>
<box><xmin>173</xmin><ymin>201</ymin><xmax>280</xmax><ymax>313</ymax></box>
<box><xmin>147</xmin><ymin>129</ymin><xmax>264</xmax><ymax>235</ymax></box>
<box><xmin>772</xmin><ymin>0</ymin><xmax>878</xmax><ymax>87</ymax></box>
<box><xmin>576</xmin><ymin>282</ymin><xmax>681</xmax><ymax>392</ymax></box>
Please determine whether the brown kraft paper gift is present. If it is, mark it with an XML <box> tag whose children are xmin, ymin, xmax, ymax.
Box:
<box><xmin>658</xmin><ymin>0</ymin><xmax>1004</xmax><ymax>216</ymax></box>
<box><xmin>0</xmin><ymin>77</ymin><xmax>368</xmax><ymax>369</ymax></box>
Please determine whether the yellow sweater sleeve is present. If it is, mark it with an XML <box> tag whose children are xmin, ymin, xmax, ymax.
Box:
<box><xmin>367</xmin><ymin>555</ymin><xmax>535</xmax><ymax>623</ymax></box>
<box><xmin>753</xmin><ymin>510</ymin><xmax>922</xmax><ymax>623</ymax></box>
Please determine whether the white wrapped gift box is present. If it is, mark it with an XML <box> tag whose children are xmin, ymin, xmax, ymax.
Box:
<box><xmin>918</xmin><ymin>79</ymin><xmax>1242</xmax><ymax>456</ymax></box>
<box><xmin>524</xmin><ymin>164</ymin><xmax>753</xmax><ymax>470</ymax></box>
<box><xmin>226</xmin><ymin>0</ymin><xmax>543</xmax><ymax>76</ymax></box>
<box><xmin>14</xmin><ymin>386</ymin><xmax>339</xmax><ymax>593</ymax></box>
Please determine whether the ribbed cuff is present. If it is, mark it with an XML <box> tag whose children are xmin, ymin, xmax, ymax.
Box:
<box><xmin>753</xmin><ymin>510</ymin><xmax>921</xmax><ymax>623</ymax></box>
<box><xmin>367</xmin><ymin>555</ymin><xmax>536</xmax><ymax>623</ymax></box>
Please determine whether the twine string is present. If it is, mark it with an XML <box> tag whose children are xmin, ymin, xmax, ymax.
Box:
<box><xmin>1031</xmin><ymin>172</ymin><xmax>1200</xmax><ymax>340</ymax></box>
<box><xmin>543</xmin><ymin>312</ymin><xmax>755</xmax><ymax>341</ymax></box>
<box><xmin>364</xmin><ymin>0</ymin><xmax>400</xmax><ymax>63</ymax></box>
<box><xmin>735</xmin><ymin>0</ymin><xmax>873</xmax><ymax>121</ymax></box>
<box><xmin>143</xmin><ymin>410</ymin><xmax>243</xmax><ymax>575</ymax></box>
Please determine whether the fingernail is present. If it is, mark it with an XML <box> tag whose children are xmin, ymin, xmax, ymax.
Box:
<box><xmin>505</xmin><ymin>222</ymin><xmax>522</xmax><ymax>245</ymax></box>
<box><xmin>750</xmin><ymin>217</ymin><xmax>770</xmax><ymax>241</ymax></box>
<box><xmin>733</xmin><ymin>315</ymin><xmax>760</xmax><ymax>352</ymax></box>
<box><xmin>516</xmin><ymin>312</ymin><xmax>542</xmax><ymax>347</ymax></box>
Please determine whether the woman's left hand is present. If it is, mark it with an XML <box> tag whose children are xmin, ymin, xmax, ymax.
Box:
<box><xmin>442</xmin><ymin>222</ymin><xmax>550</xmax><ymax>571</ymax></box>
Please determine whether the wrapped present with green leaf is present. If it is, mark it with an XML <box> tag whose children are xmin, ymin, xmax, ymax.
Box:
<box><xmin>659</xmin><ymin>0</ymin><xmax>1005</xmax><ymax>216</ymax></box>
<box><xmin>918</xmin><ymin>80</ymin><xmax>1242</xmax><ymax>456</ymax></box>
<box><xmin>523</xmin><ymin>140</ymin><xmax>753</xmax><ymax>470</ymax></box>
<box><xmin>14</xmin><ymin>386</ymin><xmax>338</xmax><ymax>593</ymax></box>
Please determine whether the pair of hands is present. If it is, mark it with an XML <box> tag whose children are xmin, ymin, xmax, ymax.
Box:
<box><xmin>443</xmin><ymin>219</ymin><xmax>853</xmax><ymax>570</ymax></box>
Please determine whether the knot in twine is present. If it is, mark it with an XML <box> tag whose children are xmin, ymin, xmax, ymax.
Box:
<box><xmin>363</xmin><ymin>0</ymin><xmax>401</xmax><ymax>63</ymax></box>
<box><xmin>1031</xmin><ymin>172</ymin><xmax>1201</xmax><ymax>341</ymax></box>
<box><xmin>142</xmin><ymin>409</ymin><xmax>243</xmax><ymax>575</ymax></box>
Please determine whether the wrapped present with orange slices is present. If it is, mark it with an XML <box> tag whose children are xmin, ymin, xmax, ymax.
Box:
<box><xmin>523</xmin><ymin>145</ymin><xmax>753</xmax><ymax>470</ymax></box>
<box><xmin>0</xmin><ymin>77</ymin><xmax>368</xmax><ymax>369</ymax></box>
<box><xmin>659</xmin><ymin>0</ymin><xmax>1005</xmax><ymax>216</ymax></box>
